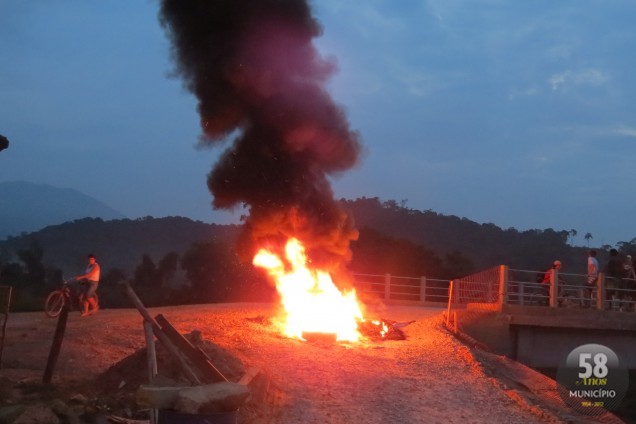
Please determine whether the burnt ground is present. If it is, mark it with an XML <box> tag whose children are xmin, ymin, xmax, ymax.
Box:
<box><xmin>0</xmin><ymin>302</ymin><xmax>625</xmax><ymax>423</ymax></box>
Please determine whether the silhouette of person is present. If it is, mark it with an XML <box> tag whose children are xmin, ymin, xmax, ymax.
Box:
<box><xmin>605</xmin><ymin>249</ymin><xmax>624</xmax><ymax>310</ymax></box>
<box><xmin>623</xmin><ymin>254</ymin><xmax>636</xmax><ymax>311</ymax></box>
<box><xmin>74</xmin><ymin>254</ymin><xmax>100</xmax><ymax>317</ymax></box>
<box><xmin>582</xmin><ymin>250</ymin><xmax>599</xmax><ymax>307</ymax></box>
<box><xmin>539</xmin><ymin>260</ymin><xmax>566</xmax><ymax>305</ymax></box>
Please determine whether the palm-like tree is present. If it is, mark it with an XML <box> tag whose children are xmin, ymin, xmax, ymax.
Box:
<box><xmin>584</xmin><ymin>233</ymin><xmax>593</xmax><ymax>247</ymax></box>
<box><xmin>569</xmin><ymin>229</ymin><xmax>578</xmax><ymax>244</ymax></box>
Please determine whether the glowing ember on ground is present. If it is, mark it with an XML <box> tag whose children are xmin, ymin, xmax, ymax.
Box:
<box><xmin>253</xmin><ymin>238</ymin><xmax>363</xmax><ymax>342</ymax></box>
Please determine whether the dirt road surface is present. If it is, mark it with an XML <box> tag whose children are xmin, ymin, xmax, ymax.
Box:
<box><xmin>0</xmin><ymin>303</ymin><xmax>620</xmax><ymax>423</ymax></box>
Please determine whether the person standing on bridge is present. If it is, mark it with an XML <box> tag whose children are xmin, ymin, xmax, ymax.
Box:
<box><xmin>623</xmin><ymin>255</ymin><xmax>636</xmax><ymax>281</ymax></box>
<box><xmin>604</xmin><ymin>249</ymin><xmax>624</xmax><ymax>311</ymax></box>
<box><xmin>582</xmin><ymin>250</ymin><xmax>599</xmax><ymax>308</ymax></box>
<box><xmin>539</xmin><ymin>260</ymin><xmax>567</xmax><ymax>305</ymax></box>
<box><xmin>622</xmin><ymin>255</ymin><xmax>636</xmax><ymax>311</ymax></box>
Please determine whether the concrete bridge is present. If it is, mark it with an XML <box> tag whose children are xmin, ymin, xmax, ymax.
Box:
<box><xmin>445</xmin><ymin>265</ymin><xmax>636</xmax><ymax>370</ymax></box>
<box><xmin>354</xmin><ymin>267</ymin><xmax>636</xmax><ymax>370</ymax></box>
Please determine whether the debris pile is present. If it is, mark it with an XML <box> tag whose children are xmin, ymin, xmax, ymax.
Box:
<box><xmin>357</xmin><ymin>319</ymin><xmax>415</xmax><ymax>341</ymax></box>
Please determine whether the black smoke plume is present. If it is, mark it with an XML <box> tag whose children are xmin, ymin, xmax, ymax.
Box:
<box><xmin>159</xmin><ymin>0</ymin><xmax>362</xmax><ymax>270</ymax></box>
<box><xmin>0</xmin><ymin>135</ymin><xmax>8</xmax><ymax>152</ymax></box>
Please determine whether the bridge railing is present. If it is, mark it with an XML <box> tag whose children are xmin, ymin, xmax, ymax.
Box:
<box><xmin>352</xmin><ymin>267</ymin><xmax>636</xmax><ymax>313</ymax></box>
<box><xmin>447</xmin><ymin>265</ymin><xmax>636</xmax><ymax>313</ymax></box>
<box><xmin>352</xmin><ymin>273</ymin><xmax>450</xmax><ymax>305</ymax></box>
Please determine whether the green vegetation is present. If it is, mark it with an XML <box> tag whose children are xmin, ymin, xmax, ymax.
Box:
<box><xmin>2</xmin><ymin>198</ymin><xmax>635</xmax><ymax>312</ymax></box>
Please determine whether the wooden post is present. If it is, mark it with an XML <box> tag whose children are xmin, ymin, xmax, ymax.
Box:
<box><xmin>384</xmin><ymin>274</ymin><xmax>391</xmax><ymax>301</ymax></box>
<box><xmin>549</xmin><ymin>269</ymin><xmax>558</xmax><ymax>308</ymax></box>
<box><xmin>453</xmin><ymin>278</ymin><xmax>460</xmax><ymax>304</ymax></box>
<box><xmin>123</xmin><ymin>282</ymin><xmax>201</xmax><ymax>385</ymax></box>
<box><xmin>0</xmin><ymin>286</ymin><xmax>12</xmax><ymax>369</ymax></box>
<box><xmin>43</xmin><ymin>303</ymin><xmax>69</xmax><ymax>384</ymax></box>
<box><xmin>498</xmin><ymin>265</ymin><xmax>509</xmax><ymax>305</ymax></box>
<box><xmin>144</xmin><ymin>320</ymin><xmax>158</xmax><ymax>378</ymax></box>
<box><xmin>446</xmin><ymin>280</ymin><xmax>454</xmax><ymax>327</ymax></box>
<box><xmin>419</xmin><ymin>276</ymin><xmax>427</xmax><ymax>304</ymax></box>
<box><xmin>238</xmin><ymin>367</ymin><xmax>260</xmax><ymax>386</ymax></box>
<box><xmin>155</xmin><ymin>314</ymin><xmax>227</xmax><ymax>382</ymax></box>
<box><xmin>597</xmin><ymin>273</ymin><xmax>606</xmax><ymax>311</ymax></box>
<box><xmin>144</xmin><ymin>320</ymin><xmax>158</xmax><ymax>424</ymax></box>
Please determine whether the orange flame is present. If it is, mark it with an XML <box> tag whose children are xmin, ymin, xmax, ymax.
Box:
<box><xmin>253</xmin><ymin>238</ymin><xmax>363</xmax><ymax>342</ymax></box>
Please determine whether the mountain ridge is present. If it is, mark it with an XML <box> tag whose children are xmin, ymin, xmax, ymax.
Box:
<box><xmin>0</xmin><ymin>180</ymin><xmax>126</xmax><ymax>239</ymax></box>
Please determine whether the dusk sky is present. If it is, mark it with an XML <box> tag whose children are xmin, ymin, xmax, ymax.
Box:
<box><xmin>2</xmin><ymin>1</ymin><xmax>635</xmax><ymax>247</ymax></box>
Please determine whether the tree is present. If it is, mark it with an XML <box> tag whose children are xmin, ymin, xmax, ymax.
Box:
<box><xmin>350</xmin><ymin>228</ymin><xmax>447</xmax><ymax>278</ymax></box>
<box><xmin>617</xmin><ymin>241</ymin><xmax>636</xmax><ymax>257</ymax></box>
<box><xmin>130</xmin><ymin>252</ymin><xmax>182</xmax><ymax>306</ymax></box>
<box><xmin>0</xmin><ymin>239</ymin><xmax>63</xmax><ymax>311</ymax></box>
<box><xmin>157</xmin><ymin>252</ymin><xmax>180</xmax><ymax>288</ymax></box>
<box><xmin>16</xmin><ymin>239</ymin><xmax>46</xmax><ymax>289</ymax></box>
<box><xmin>584</xmin><ymin>233</ymin><xmax>593</xmax><ymax>247</ymax></box>
<box><xmin>133</xmin><ymin>254</ymin><xmax>158</xmax><ymax>289</ymax></box>
<box><xmin>568</xmin><ymin>229</ymin><xmax>578</xmax><ymax>244</ymax></box>
<box><xmin>443</xmin><ymin>250</ymin><xmax>475</xmax><ymax>279</ymax></box>
<box><xmin>180</xmin><ymin>240</ymin><xmax>273</xmax><ymax>303</ymax></box>
<box><xmin>99</xmin><ymin>268</ymin><xmax>127</xmax><ymax>308</ymax></box>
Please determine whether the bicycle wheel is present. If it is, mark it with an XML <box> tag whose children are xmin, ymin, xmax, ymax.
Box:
<box><xmin>44</xmin><ymin>290</ymin><xmax>66</xmax><ymax>318</ymax></box>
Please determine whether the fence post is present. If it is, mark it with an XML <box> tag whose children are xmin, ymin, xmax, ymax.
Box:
<box><xmin>550</xmin><ymin>269</ymin><xmax>558</xmax><ymax>308</ymax></box>
<box><xmin>519</xmin><ymin>282</ymin><xmax>525</xmax><ymax>306</ymax></box>
<box><xmin>446</xmin><ymin>280</ymin><xmax>454</xmax><ymax>327</ymax></box>
<box><xmin>597</xmin><ymin>273</ymin><xmax>606</xmax><ymax>311</ymax></box>
<box><xmin>384</xmin><ymin>274</ymin><xmax>391</xmax><ymax>301</ymax></box>
<box><xmin>0</xmin><ymin>286</ymin><xmax>12</xmax><ymax>369</ymax></box>
<box><xmin>452</xmin><ymin>279</ymin><xmax>460</xmax><ymax>304</ymax></box>
<box><xmin>419</xmin><ymin>276</ymin><xmax>427</xmax><ymax>304</ymax></box>
<box><xmin>498</xmin><ymin>265</ymin><xmax>509</xmax><ymax>306</ymax></box>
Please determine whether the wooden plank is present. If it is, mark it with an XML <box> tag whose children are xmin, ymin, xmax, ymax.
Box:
<box><xmin>43</xmin><ymin>303</ymin><xmax>69</xmax><ymax>384</ymax></box>
<box><xmin>123</xmin><ymin>282</ymin><xmax>201</xmax><ymax>385</ymax></box>
<box><xmin>0</xmin><ymin>285</ymin><xmax>12</xmax><ymax>369</ymax></box>
<box><xmin>155</xmin><ymin>314</ymin><xmax>228</xmax><ymax>383</ymax></box>
<box><xmin>143</xmin><ymin>320</ymin><xmax>158</xmax><ymax>424</ymax></box>
<box><xmin>137</xmin><ymin>383</ymin><xmax>249</xmax><ymax>412</ymax></box>
<box><xmin>238</xmin><ymin>367</ymin><xmax>260</xmax><ymax>386</ymax></box>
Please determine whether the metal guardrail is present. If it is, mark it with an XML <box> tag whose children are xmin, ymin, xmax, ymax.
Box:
<box><xmin>446</xmin><ymin>265</ymin><xmax>636</xmax><ymax>313</ymax></box>
<box><xmin>352</xmin><ymin>273</ymin><xmax>450</xmax><ymax>304</ymax></box>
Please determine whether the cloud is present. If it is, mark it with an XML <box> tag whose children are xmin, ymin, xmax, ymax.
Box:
<box><xmin>508</xmin><ymin>87</ymin><xmax>540</xmax><ymax>100</ymax></box>
<box><xmin>614</xmin><ymin>126</ymin><xmax>636</xmax><ymax>138</ymax></box>
<box><xmin>566</xmin><ymin>124</ymin><xmax>636</xmax><ymax>139</ymax></box>
<box><xmin>549</xmin><ymin>68</ymin><xmax>609</xmax><ymax>91</ymax></box>
<box><xmin>317</xmin><ymin>2</ymin><xmax>403</xmax><ymax>38</ymax></box>
<box><xmin>396</xmin><ymin>69</ymin><xmax>439</xmax><ymax>97</ymax></box>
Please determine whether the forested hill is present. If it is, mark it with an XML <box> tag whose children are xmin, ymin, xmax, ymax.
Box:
<box><xmin>0</xmin><ymin>198</ymin><xmax>602</xmax><ymax>278</ymax></box>
<box><xmin>343</xmin><ymin>197</ymin><xmax>590</xmax><ymax>273</ymax></box>
<box><xmin>0</xmin><ymin>217</ymin><xmax>240</xmax><ymax>276</ymax></box>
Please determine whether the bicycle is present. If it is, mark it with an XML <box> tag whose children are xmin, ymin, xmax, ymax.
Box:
<box><xmin>44</xmin><ymin>279</ymin><xmax>99</xmax><ymax>318</ymax></box>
